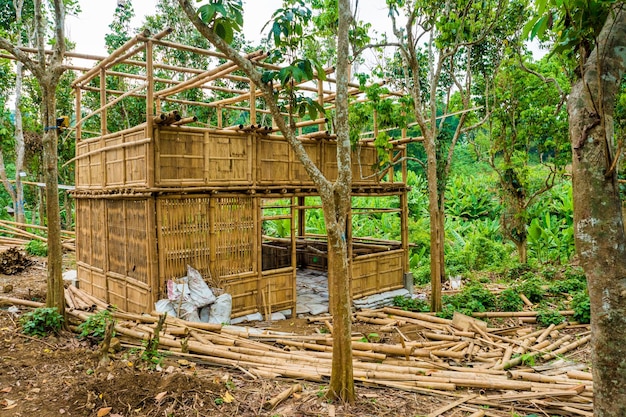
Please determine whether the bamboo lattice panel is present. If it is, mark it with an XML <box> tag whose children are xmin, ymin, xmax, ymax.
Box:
<box><xmin>213</xmin><ymin>196</ymin><xmax>255</xmax><ymax>277</ymax></box>
<box><xmin>157</xmin><ymin>195</ymin><xmax>212</xmax><ymax>283</ymax></box>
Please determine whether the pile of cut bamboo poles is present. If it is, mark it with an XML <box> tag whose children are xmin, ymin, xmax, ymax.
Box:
<box><xmin>4</xmin><ymin>287</ymin><xmax>594</xmax><ymax>416</ymax></box>
<box><xmin>0</xmin><ymin>219</ymin><xmax>75</xmax><ymax>251</ymax></box>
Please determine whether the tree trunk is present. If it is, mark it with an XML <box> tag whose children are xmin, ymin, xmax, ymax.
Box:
<box><xmin>14</xmin><ymin>59</ymin><xmax>26</xmax><ymax>225</ymax></box>
<box><xmin>567</xmin><ymin>7</ymin><xmax>626</xmax><ymax>416</ymax></box>
<box><xmin>425</xmin><ymin>132</ymin><xmax>443</xmax><ymax>311</ymax></box>
<box><xmin>41</xmin><ymin>82</ymin><xmax>64</xmax><ymax>313</ymax></box>
<box><xmin>325</xmin><ymin>0</ymin><xmax>355</xmax><ymax>402</ymax></box>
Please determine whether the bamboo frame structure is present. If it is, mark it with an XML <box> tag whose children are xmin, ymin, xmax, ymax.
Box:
<box><xmin>70</xmin><ymin>28</ymin><xmax>412</xmax><ymax>316</ymax></box>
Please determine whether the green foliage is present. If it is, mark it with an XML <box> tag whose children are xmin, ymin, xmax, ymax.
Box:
<box><xmin>514</xmin><ymin>275</ymin><xmax>545</xmax><ymax>303</ymax></box>
<box><xmin>25</xmin><ymin>240</ymin><xmax>47</xmax><ymax>256</ymax></box>
<box><xmin>571</xmin><ymin>291</ymin><xmax>591</xmax><ymax>324</ymax></box>
<box><xmin>77</xmin><ymin>310</ymin><xmax>115</xmax><ymax>341</ymax></box>
<box><xmin>536</xmin><ymin>308</ymin><xmax>564</xmax><ymax>326</ymax></box>
<box><xmin>20</xmin><ymin>307</ymin><xmax>63</xmax><ymax>337</ymax></box>
<box><xmin>393</xmin><ymin>295</ymin><xmax>430</xmax><ymax>312</ymax></box>
<box><xmin>496</xmin><ymin>288</ymin><xmax>524</xmax><ymax>312</ymax></box>
<box><xmin>438</xmin><ymin>283</ymin><xmax>496</xmax><ymax>318</ymax></box>
<box><xmin>197</xmin><ymin>0</ymin><xmax>243</xmax><ymax>44</ymax></box>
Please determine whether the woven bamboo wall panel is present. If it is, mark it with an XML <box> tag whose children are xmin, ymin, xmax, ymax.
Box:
<box><xmin>156</xmin><ymin>129</ymin><xmax>253</xmax><ymax>186</ymax></box>
<box><xmin>76</xmin><ymin>262</ymin><xmax>107</xmax><ymax>301</ymax></box>
<box><xmin>104</xmin><ymin>130</ymin><xmax>147</xmax><ymax>187</ymax></box>
<box><xmin>206</xmin><ymin>134</ymin><xmax>252</xmax><ymax>183</ymax></box>
<box><xmin>75</xmin><ymin>199</ymin><xmax>106</xmax><ymax>269</ymax></box>
<box><xmin>261</xmin><ymin>269</ymin><xmax>295</xmax><ymax>312</ymax></box>
<box><xmin>76</xmin><ymin>140</ymin><xmax>103</xmax><ymax>189</ymax></box>
<box><xmin>157</xmin><ymin>196</ymin><xmax>212</xmax><ymax>284</ymax></box>
<box><xmin>351</xmin><ymin>250</ymin><xmax>404</xmax><ymax>298</ymax></box>
<box><xmin>106</xmin><ymin>199</ymin><xmax>151</xmax><ymax>283</ymax></box>
<box><xmin>157</xmin><ymin>130</ymin><xmax>205</xmax><ymax>186</ymax></box>
<box><xmin>107</xmin><ymin>272</ymin><xmax>151</xmax><ymax>314</ymax></box>
<box><xmin>213</xmin><ymin>196</ymin><xmax>255</xmax><ymax>277</ymax></box>
<box><xmin>258</xmin><ymin>138</ymin><xmax>290</xmax><ymax>183</ymax></box>
<box><xmin>352</xmin><ymin>146</ymin><xmax>379</xmax><ymax>182</ymax></box>
<box><xmin>323</xmin><ymin>144</ymin><xmax>380</xmax><ymax>184</ymax></box>
<box><xmin>221</xmin><ymin>272</ymin><xmax>259</xmax><ymax>316</ymax></box>
<box><xmin>291</xmin><ymin>142</ymin><xmax>320</xmax><ymax>182</ymax></box>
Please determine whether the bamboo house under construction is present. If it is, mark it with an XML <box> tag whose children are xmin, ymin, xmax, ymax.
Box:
<box><xmin>71</xmin><ymin>28</ymin><xmax>412</xmax><ymax>316</ymax></box>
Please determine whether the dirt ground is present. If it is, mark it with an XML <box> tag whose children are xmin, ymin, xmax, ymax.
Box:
<box><xmin>0</xmin><ymin>251</ymin><xmax>450</xmax><ymax>417</ymax></box>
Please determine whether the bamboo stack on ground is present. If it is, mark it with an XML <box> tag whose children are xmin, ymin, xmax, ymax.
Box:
<box><xmin>2</xmin><ymin>289</ymin><xmax>594</xmax><ymax>416</ymax></box>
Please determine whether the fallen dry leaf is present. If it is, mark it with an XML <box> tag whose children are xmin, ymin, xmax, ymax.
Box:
<box><xmin>154</xmin><ymin>391</ymin><xmax>167</xmax><ymax>402</ymax></box>
<box><xmin>97</xmin><ymin>406</ymin><xmax>112</xmax><ymax>417</ymax></box>
<box><xmin>222</xmin><ymin>391</ymin><xmax>235</xmax><ymax>404</ymax></box>
<box><xmin>1</xmin><ymin>399</ymin><xmax>17</xmax><ymax>410</ymax></box>
<box><xmin>0</xmin><ymin>387</ymin><xmax>11</xmax><ymax>393</ymax></box>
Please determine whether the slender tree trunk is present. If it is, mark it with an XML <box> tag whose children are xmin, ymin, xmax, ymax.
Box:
<box><xmin>41</xmin><ymin>82</ymin><xmax>64</xmax><ymax>312</ymax></box>
<box><xmin>325</xmin><ymin>0</ymin><xmax>354</xmax><ymax>402</ymax></box>
<box><xmin>424</xmin><ymin>132</ymin><xmax>443</xmax><ymax>311</ymax></box>
<box><xmin>567</xmin><ymin>6</ymin><xmax>626</xmax><ymax>416</ymax></box>
<box><xmin>14</xmin><ymin>59</ymin><xmax>26</xmax><ymax>224</ymax></box>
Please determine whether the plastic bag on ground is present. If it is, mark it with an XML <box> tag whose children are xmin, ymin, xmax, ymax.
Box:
<box><xmin>208</xmin><ymin>293</ymin><xmax>232</xmax><ymax>324</ymax></box>
<box><xmin>166</xmin><ymin>278</ymin><xmax>191</xmax><ymax>301</ymax></box>
<box><xmin>155</xmin><ymin>299</ymin><xmax>178</xmax><ymax>318</ymax></box>
<box><xmin>187</xmin><ymin>265</ymin><xmax>216</xmax><ymax>307</ymax></box>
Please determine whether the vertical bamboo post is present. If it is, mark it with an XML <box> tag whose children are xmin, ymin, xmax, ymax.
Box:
<box><xmin>250</xmin><ymin>83</ymin><xmax>256</xmax><ymax>126</ymax></box>
<box><xmin>400</xmin><ymin>189</ymin><xmax>410</xmax><ymax>278</ymax></box>
<box><xmin>146</xmin><ymin>39</ymin><xmax>155</xmax><ymax>189</ymax></box>
<box><xmin>100</xmin><ymin>68</ymin><xmax>107</xmax><ymax>136</ymax></box>
<box><xmin>317</xmin><ymin>78</ymin><xmax>325</xmax><ymax>132</ymax></box>
<box><xmin>155</xmin><ymin>97</ymin><xmax>162</xmax><ymax>115</ymax></box>
<box><xmin>297</xmin><ymin>196</ymin><xmax>305</xmax><ymax>238</ymax></box>
<box><xmin>217</xmin><ymin>106</ymin><xmax>223</xmax><ymax>129</ymax></box>
<box><xmin>75</xmin><ymin>87</ymin><xmax>82</xmax><ymax>140</ymax></box>
<box><xmin>255</xmin><ymin>198</ymin><xmax>263</xmax><ymax>316</ymax></box>
<box><xmin>290</xmin><ymin>196</ymin><xmax>297</xmax><ymax>317</ymax></box>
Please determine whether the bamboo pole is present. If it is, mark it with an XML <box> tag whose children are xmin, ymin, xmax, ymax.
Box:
<box><xmin>426</xmin><ymin>394</ymin><xmax>478</xmax><ymax>417</ymax></box>
<box><xmin>263</xmin><ymin>384</ymin><xmax>302</xmax><ymax>410</ymax></box>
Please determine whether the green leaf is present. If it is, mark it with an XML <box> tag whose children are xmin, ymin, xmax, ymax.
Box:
<box><xmin>198</xmin><ymin>4</ymin><xmax>216</xmax><ymax>23</ymax></box>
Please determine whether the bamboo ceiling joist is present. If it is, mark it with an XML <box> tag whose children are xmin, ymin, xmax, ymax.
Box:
<box><xmin>156</xmin><ymin>50</ymin><xmax>266</xmax><ymax>98</ymax></box>
<box><xmin>210</xmin><ymin>66</ymin><xmax>336</xmax><ymax>108</ymax></box>
<box><xmin>148</xmin><ymin>38</ymin><xmax>230</xmax><ymax>60</ymax></box>
<box><xmin>77</xmin><ymin>83</ymin><xmax>148</xmax><ymax>127</ymax></box>
<box><xmin>72</xmin><ymin>27</ymin><xmax>173</xmax><ymax>88</ymax></box>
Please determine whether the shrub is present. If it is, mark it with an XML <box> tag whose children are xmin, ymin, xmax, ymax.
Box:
<box><xmin>437</xmin><ymin>284</ymin><xmax>496</xmax><ymax>318</ymax></box>
<box><xmin>393</xmin><ymin>296</ymin><xmax>430</xmax><ymax>312</ymax></box>
<box><xmin>20</xmin><ymin>307</ymin><xmax>63</xmax><ymax>337</ymax></box>
<box><xmin>537</xmin><ymin>308</ymin><xmax>565</xmax><ymax>326</ymax></box>
<box><xmin>497</xmin><ymin>289</ymin><xmax>524</xmax><ymax>312</ymax></box>
<box><xmin>25</xmin><ymin>240</ymin><xmax>47</xmax><ymax>257</ymax></box>
<box><xmin>514</xmin><ymin>275</ymin><xmax>545</xmax><ymax>303</ymax></box>
<box><xmin>77</xmin><ymin>310</ymin><xmax>115</xmax><ymax>341</ymax></box>
<box><xmin>571</xmin><ymin>291</ymin><xmax>591</xmax><ymax>324</ymax></box>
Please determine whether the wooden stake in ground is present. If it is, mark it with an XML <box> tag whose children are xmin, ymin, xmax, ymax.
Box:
<box><xmin>98</xmin><ymin>318</ymin><xmax>116</xmax><ymax>367</ymax></box>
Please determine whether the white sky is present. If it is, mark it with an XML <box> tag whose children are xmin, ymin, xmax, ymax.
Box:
<box><xmin>66</xmin><ymin>0</ymin><xmax>393</xmax><ymax>57</ymax></box>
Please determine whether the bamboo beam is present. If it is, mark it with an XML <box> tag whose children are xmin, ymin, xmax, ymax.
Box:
<box><xmin>76</xmin><ymin>83</ymin><xmax>148</xmax><ymax>127</ymax></box>
<box><xmin>72</xmin><ymin>29</ymin><xmax>150</xmax><ymax>87</ymax></box>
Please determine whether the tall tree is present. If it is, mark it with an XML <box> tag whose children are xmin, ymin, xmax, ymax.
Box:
<box><xmin>484</xmin><ymin>57</ymin><xmax>569</xmax><ymax>263</ymax></box>
<box><xmin>528</xmin><ymin>2</ymin><xmax>626</xmax><ymax>415</ymax></box>
<box><xmin>386</xmin><ymin>0</ymin><xmax>510</xmax><ymax>310</ymax></box>
<box><xmin>178</xmin><ymin>0</ymin><xmax>356</xmax><ymax>402</ymax></box>
<box><xmin>0</xmin><ymin>0</ymin><xmax>67</xmax><ymax>312</ymax></box>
